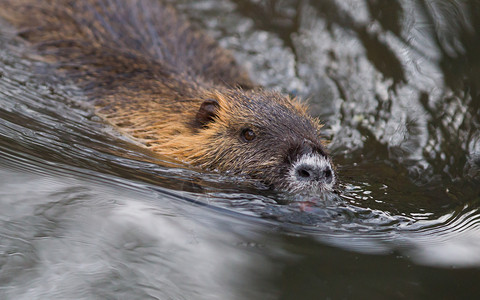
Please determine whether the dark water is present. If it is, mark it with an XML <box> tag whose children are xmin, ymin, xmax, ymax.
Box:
<box><xmin>1</xmin><ymin>0</ymin><xmax>479</xmax><ymax>298</ymax></box>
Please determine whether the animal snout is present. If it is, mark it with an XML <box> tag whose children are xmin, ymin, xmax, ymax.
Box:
<box><xmin>287</xmin><ymin>153</ymin><xmax>336</xmax><ymax>192</ymax></box>
<box><xmin>295</xmin><ymin>163</ymin><xmax>333</xmax><ymax>184</ymax></box>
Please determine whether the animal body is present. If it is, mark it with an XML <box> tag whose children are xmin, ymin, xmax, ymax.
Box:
<box><xmin>0</xmin><ymin>0</ymin><xmax>335</xmax><ymax>193</ymax></box>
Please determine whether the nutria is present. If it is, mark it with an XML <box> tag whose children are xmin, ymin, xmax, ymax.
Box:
<box><xmin>0</xmin><ymin>0</ymin><xmax>335</xmax><ymax>193</ymax></box>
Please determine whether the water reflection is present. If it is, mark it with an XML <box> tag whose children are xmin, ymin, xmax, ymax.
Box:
<box><xmin>0</xmin><ymin>162</ymin><xmax>280</xmax><ymax>299</ymax></box>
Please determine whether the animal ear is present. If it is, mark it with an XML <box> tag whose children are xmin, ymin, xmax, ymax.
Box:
<box><xmin>195</xmin><ymin>98</ymin><xmax>219</xmax><ymax>127</ymax></box>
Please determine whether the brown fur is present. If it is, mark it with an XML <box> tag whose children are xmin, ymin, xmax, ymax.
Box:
<box><xmin>0</xmin><ymin>0</ymin><xmax>331</xmax><ymax>191</ymax></box>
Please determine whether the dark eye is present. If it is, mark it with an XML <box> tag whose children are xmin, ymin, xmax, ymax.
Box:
<box><xmin>241</xmin><ymin>128</ymin><xmax>256</xmax><ymax>142</ymax></box>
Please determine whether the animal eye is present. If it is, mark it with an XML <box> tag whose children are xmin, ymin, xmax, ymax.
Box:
<box><xmin>241</xmin><ymin>128</ymin><xmax>256</xmax><ymax>142</ymax></box>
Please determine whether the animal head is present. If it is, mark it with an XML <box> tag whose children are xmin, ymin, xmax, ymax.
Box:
<box><xmin>185</xmin><ymin>89</ymin><xmax>336</xmax><ymax>193</ymax></box>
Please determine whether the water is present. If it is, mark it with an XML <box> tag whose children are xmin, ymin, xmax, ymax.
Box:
<box><xmin>1</xmin><ymin>0</ymin><xmax>479</xmax><ymax>298</ymax></box>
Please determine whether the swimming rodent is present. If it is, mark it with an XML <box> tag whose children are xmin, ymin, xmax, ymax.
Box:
<box><xmin>0</xmin><ymin>0</ymin><xmax>336</xmax><ymax>193</ymax></box>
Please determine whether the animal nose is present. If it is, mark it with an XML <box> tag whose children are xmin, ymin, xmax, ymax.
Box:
<box><xmin>295</xmin><ymin>164</ymin><xmax>333</xmax><ymax>184</ymax></box>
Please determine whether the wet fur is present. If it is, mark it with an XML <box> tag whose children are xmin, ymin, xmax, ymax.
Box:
<box><xmin>0</xmin><ymin>0</ymin><xmax>329</xmax><ymax>190</ymax></box>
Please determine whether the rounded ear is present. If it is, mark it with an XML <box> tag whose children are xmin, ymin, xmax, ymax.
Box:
<box><xmin>195</xmin><ymin>98</ymin><xmax>219</xmax><ymax>128</ymax></box>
